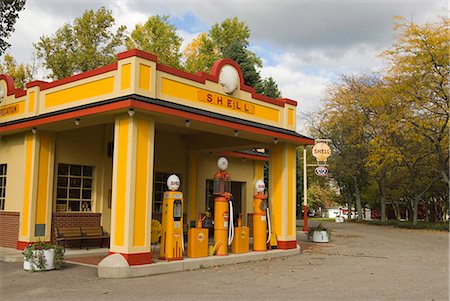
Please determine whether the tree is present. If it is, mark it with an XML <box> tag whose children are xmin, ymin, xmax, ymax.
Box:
<box><xmin>222</xmin><ymin>41</ymin><xmax>261</xmax><ymax>88</ymax></box>
<box><xmin>126</xmin><ymin>15</ymin><xmax>182</xmax><ymax>69</ymax></box>
<box><xmin>315</xmin><ymin>75</ymin><xmax>381</xmax><ymax>221</ymax></box>
<box><xmin>256</xmin><ymin>76</ymin><xmax>282</xmax><ymax>98</ymax></box>
<box><xmin>382</xmin><ymin>16</ymin><xmax>449</xmax><ymax>188</ymax></box>
<box><xmin>0</xmin><ymin>0</ymin><xmax>26</xmax><ymax>55</ymax></box>
<box><xmin>311</xmin><ymin>17</ymin><xmax>449</xmax><ymax>224</ymax></box>
<box><xmin>183</xmin><ymin>32</ymin><xmax>219</xmax><ymax>74</ymax></box>
<box><xmin>209</xmin><ymin>17</ymin><xmax>252</xmax><ymax>53</ymax></box>
<box><xmin>381</xmin><ymin>16</ymin><xmax>449</xmax><ymax>223</ymax></box>
<box><xmin>181</xmin><ymin>17</ymin><xmax>282</xmax><ymax>98</ymax></box>
<box><xmin>35</xmin><ymin>7</ymin><xmax>126</xmax><ymax>79</ymax></box>
<box><xmin>0</xmin><ymin>53</ymin><xmax>34</xmax><ymax>89</ymax></box>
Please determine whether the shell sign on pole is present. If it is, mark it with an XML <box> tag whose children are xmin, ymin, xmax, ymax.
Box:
<box><xmin>312</xmin><ymin>142</ymin><xmax>332</xmax><ymax>163</ymax></box>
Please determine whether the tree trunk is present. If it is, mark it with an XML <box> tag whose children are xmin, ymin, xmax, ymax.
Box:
<box><xmin>347</xmin><ymin>200</ymin><xmax>353</xmax><ymax>222</ymax></box>
<box><xmin>406</xmin><ymin>197</ymin><xmax>413</xmax><ymax>222</ymax></box>
<box><xmin>392</xmin><ymin>201</ymin><xmax>401</xmax><ymax>221</ymax></box>
<box><xmin>412</xmin><ymin>196</ymin><xmax>419</xmax><ymax>225</ymax></box>
<box><xmin>375</xmin><ymin>174</ymin><xmax>387</xmax><ymax>222</ymax></box>
<box><xmin>352</xmin><ymin>176</ymin><xmax>363</xmax><ymax>221</ymax></box>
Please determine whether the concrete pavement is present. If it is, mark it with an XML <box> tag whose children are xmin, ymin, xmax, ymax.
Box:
<box><xmin>1</xmin><ymin>222</ymin><xmax>448</xmax><ymax>301</ymax></box>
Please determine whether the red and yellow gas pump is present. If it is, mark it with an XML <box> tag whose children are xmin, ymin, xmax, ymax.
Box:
<box><xmin>187</xmin><ymin>213</ymin><xmax>209</xmax><ymax>258</ymax></box>
<box><xmin>159</xmin><ymin>174</ymin><xmax>184</xmax><ymax>261</ymax></box>
<box><xmin>253</xmin><ymin>180</ymin><xmax>270</xmax><ymax>251</ymax></box>
<box><xmin>231</xmin><ymin>213</ymin><xmax>249</xmax><ymax>253</ymax></box>
<box><xmin>213</xmin><ymin>157</ymin><xmax>234</xmax><ymax>256</ymax></box>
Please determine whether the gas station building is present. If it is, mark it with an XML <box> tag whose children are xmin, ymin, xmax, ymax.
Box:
<box><xmin>0</xmin><ymin>49</ymin><xmax>313</xmax><ymax>265</ymax></box>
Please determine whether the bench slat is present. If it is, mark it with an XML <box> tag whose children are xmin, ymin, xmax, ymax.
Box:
<box><xmin>56</xmin><ymin>227</ymin><xmax>82</xmax><ymax>238</ymax></box>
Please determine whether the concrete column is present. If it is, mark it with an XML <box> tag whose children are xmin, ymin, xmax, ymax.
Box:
<box><xmin>269</xmin><ymin>143</ymin><xmax>296</xmax><ymax>249</ymax></box>
<box><xmin>109</xmin><ymin>114</ymin><xmax>155</xmax><ymax>265</ymax></box>
<box><xmin>17</xmin><ymin>132</ymin><xmax>55</xmax><ymax>249</ymax></box>
<box><xmin>187</xmin><ymin>152</ymin><xmax>198</xmax><ymax>222</ymax></box>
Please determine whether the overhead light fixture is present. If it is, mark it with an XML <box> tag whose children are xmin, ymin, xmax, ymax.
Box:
<box><xmin>274</xmin><ymin>138</ymin><xmax>278</xmax><ymax>144</ymax></box>
<box><xmin>234</xmin><ymin>130</ymin><xmax>239</xmax><ymax>137</ymax></box>
<box><xmin>31</xmin><ymin>127</ymin><xmax>37</xmax><ymax>134</ymax></box>
<box><xmin>74</xmin><ymin>118</ymin><xmax>80</xmax><ymax>126</ymax></box>
<box><xmin>185</xmin><ymin>120</ymin><xmax>190</xmax><ymax>127</ymax></box>
<box><xmin>128</xmin><ymin>108</ymin><xmax>135</xmax><ymax>117</ymax></box>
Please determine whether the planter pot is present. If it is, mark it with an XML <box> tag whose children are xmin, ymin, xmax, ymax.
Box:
<box><xmin>312</xmin><ymin>230</ymin><xmax>329</xmax><ymax>243</ymax></box>
<box><xmin>23</xmin><ymin>249</ymin><xmax>55</xmax><ymax>271</ymax></box>
<box><xmin>335</xmin><ymin>216</ymin><xmax>344</xmax><ymax>223</ymax></box>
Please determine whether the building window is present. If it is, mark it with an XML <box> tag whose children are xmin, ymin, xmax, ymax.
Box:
<box><xmin>153</xmin><ymin>172</ymin><xmax>182</xmax><ymax>218</ymax></box>
<box><xmin>56</xmin><ymin>164</ymin><xmax>93</xmax><ymax>212</ymax></box>
<box><xmin>0</xmin><ymin>164</ymin><xmax>6</xmax><ymax>210</ymax></box>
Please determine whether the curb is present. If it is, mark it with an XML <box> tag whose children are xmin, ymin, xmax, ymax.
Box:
<box><xmin>98</xmin><ymin>245</ymin><xmax>301</xmax><ymax>278</ymax></box>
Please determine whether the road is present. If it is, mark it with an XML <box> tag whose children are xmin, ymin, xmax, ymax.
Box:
<box><xmin>1</xmin><ymin>222</ymin><xmax>448</xmax><ymax>301</ymax></box>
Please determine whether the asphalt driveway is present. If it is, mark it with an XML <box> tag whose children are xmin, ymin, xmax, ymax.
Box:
<box><xmin>1</xmin><ymin>222</ymin><xmax>448</xmax><ymax>301</ymax></box>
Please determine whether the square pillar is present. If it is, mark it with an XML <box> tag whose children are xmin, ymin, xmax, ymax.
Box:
<box><xmin>17</xmin><ymin>132</ymin><xmax>55</xmax><ymax>249</ymax></box>
<box><xmin>269</xmin><ymin>143</ymin><xmax>297</xmax><ymax>249</ymax></box>
<box><xmin>110</xmin><ymin>114</ymin><xmax>155</xmax><ymax>265</ymax></box>
<box><xmin>187</xmin><ymin>152</ymin><xmax>198</xmax><ymax>222</ymax></box>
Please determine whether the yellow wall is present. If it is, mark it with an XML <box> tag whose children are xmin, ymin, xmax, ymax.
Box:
<box><xmin>54</xmin><ymin>124</ymin><xmax>113</xmax><ymax>231</ymax></box>
<box><xmin>153</xmin><ymin>130</ymin><xmax>187</xmax><ymax>176</ymax></box>
<box><xmin>0</xmin><ymin>134</ymin><xmax>25</xmax><ymax>212</ymax></box>
<box><xmin>195</xmin><ymin>155</ymin><xmax>254</xmax><ymax>225</ymax></box>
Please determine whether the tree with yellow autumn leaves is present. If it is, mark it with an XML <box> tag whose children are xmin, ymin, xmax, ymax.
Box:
<box><xmin>310</xmin><ymin>16</ymin><xmax>449</xmax><ymax>224</ymax></box>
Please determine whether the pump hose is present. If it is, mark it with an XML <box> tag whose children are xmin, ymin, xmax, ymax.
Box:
<box><xmin>228</xmin><ymin>200</ymin><xmax>234</xmax><ymax>246</ymax></box>
<box><xmin>266</xmin><ymin>207</ymin><xmax>272</xmax><ymax>244</ymax></box>
<box><xmin>181</xmin><ymin>226</ymin><xmax>185</xmax><ymax>254</ymax></box>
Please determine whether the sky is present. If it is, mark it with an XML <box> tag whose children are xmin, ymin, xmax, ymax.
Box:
<box><xmin>4</xmin><ymin>0</ymin><xmax>447</xmax><ymax>133</ymax></box>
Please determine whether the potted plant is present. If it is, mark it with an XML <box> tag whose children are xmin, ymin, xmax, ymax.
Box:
<box><xmin>22</xmin><ymin>241</ymin><xmax>65</xmax><ymax>271</ymax></box>
<box><xmin>307</xmin><ymin>222</ymin><xmax>331</xmax><ymax>243</ymax></box>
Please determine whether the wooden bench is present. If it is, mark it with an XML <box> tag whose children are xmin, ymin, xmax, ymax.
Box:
<box><xmin>55</xmin><ymin>226</ymin><xmax>109</xmax><ymax>249</ymax></box>
<box><xmin>81</xmin><ymin>226</ymin><xmax>109</xmax><ymax>249</ymax></box>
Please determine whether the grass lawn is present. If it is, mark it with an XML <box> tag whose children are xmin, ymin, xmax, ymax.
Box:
<box><xmin>363</xmin><ymin>219</ymin><xmax>449</xmax><ymax>231</ymax></box>
<box><xmin>297</xmin><ymin>217</ymin><xmax>449</xmax><ymax>231</ymax></box>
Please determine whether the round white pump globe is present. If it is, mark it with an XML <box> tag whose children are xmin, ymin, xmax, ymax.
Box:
<box><xmin>255</xmin><ymin>180</ymin><xmax>265</xmax><ymax>193</ymax></box>
<box><xmin>217</xmin><ymin>157</ymin><xmax>229</xmax><ymax>171</ymax></box>
<box><xmin>167</xmin><ymin>174</ymin><xmax>180</xmax><ymax>191</ymax></box>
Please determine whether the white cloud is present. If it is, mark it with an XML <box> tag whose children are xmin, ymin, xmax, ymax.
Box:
<box><xmin>2</xmin><ymin>0</ymin><xmax>445</xmax><ymax>118</ymax></box>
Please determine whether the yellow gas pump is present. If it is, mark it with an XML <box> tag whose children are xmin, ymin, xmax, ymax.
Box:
<box><xmin>159</xmin><ymin>174</ymin><xmax>184</xmax><ymax>261</ymax></box>
<box><xmin>231</xmin><ymin>213</ymin><xmax>249</xmax><ymax>253</ymax></box>
<box><xmin>213</xmin><ymin>157</ymin><xmax>234</xmax><ymax>256</ymax></box>
<box><xmin>187</xmin><ymin>213</ymin><xmax>209</xmax><ymax>258</ymax></box>
<box><xmin>253</xmin><ymin>180</ymin><xmax>268</xmax><ymax>251</ymax></box>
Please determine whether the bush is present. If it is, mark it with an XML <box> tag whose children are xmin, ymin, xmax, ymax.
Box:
<box><xmin>366</xmin><ymin>220</ymin><xmax>448</xmax><ymax>231</ymax></box>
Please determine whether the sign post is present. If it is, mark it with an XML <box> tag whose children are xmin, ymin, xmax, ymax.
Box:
<box><xmin>302</xmin><ymin>139</ymin><xmax>332</xmax><ymax>233</ymax></box>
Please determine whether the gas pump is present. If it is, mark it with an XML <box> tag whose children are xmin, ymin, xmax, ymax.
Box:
<box><xmin>213</xmin><ymin>157</ymin><xmax>234</xmax><ymax>256</ymax></box>
<box><xmin>253</xmin><ymin>180</ymin><xmax>271</xmax><ymax>251</ymax></box>
<box><xmin>159</xmin><ymin>174</ymin><xmax>183</xmax><ymax>261</ymax></box>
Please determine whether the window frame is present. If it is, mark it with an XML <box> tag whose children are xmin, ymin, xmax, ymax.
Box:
<box><xmin>55</xmin><ymin>163</ymin><xmax>94</xmax><ymax>213</ymax></box>
<box><xmin>0</xmin><ymin>164</ymin><xmax>6</xmax><ymax>211</ymax></box>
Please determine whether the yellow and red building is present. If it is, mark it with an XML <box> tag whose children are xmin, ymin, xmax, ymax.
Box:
<box><xmin>0</xmin><ymin>49</ymin><xmax>313</xmax><ymax>265</ymax></box>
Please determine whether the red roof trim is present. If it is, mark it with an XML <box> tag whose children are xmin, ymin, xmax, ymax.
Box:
<box><xmin>156</xmin><ymin>64</ymin><xmax>206</xmax><ymax>84</ymax></box>
<box><xmin>0</xmin><ymin>74</ymin><xmax>16</xmax><ymax>96</ymax></box>
<box><xmin>117</xmin><ymin>49</ymin><xmax>158</xmax><ymax>62</ymax></box>
<box><xmin>129</xmin><ymin>100</ymin><xmax>314</xmax><ymax>145</ymax></box>
<box><xmin>26</xmin><ymin>80</ymin><xmax>49</xmax><ymax>89</ymax></box>
<box><xmin>221</xmin><ymin>151</ymin><xmax>269</xmax><ymax>162</ymax></box>
<box><xmin>155</xmin><ymin>55</ymin><xmax>297</xmax><ymax>108</ymax></box>
<box><xmin>38</xmin><ymin>62</ymin><xmax>118</xmax><ymax>91</ymax></box>
<box><xmin>211</xmin><ymin>58</ymin><xmax>287</xmax><ymax>107</ymax></box>
<box><xmin>0</xmin><ymin>98</ymin><xmax>313</xmax><ymax>145</ymax></box>
<box><xmin>0</xmin><ymin>100</ymin><xmax>132</xmax><ymax>133</ymax></box>
<box><xmin>281</xmin><ymin>98</ymin><xmax>298</xmax><ymax>106</ymax></box>
<box><xmin>14</xmin><ymin>89</ymin><xmax>26</xmax><ymax>97</ymax></box>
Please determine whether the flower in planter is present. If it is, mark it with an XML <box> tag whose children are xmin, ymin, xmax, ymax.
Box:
<box><xmin>307</xmin><ymin>222</ymin><xmax>331</xmax><ymax>242</ymax></box>
<box><xmin>22</xmin><ymin>241</ymin><xmax>65</xmax><ymax>271</ymax></box>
